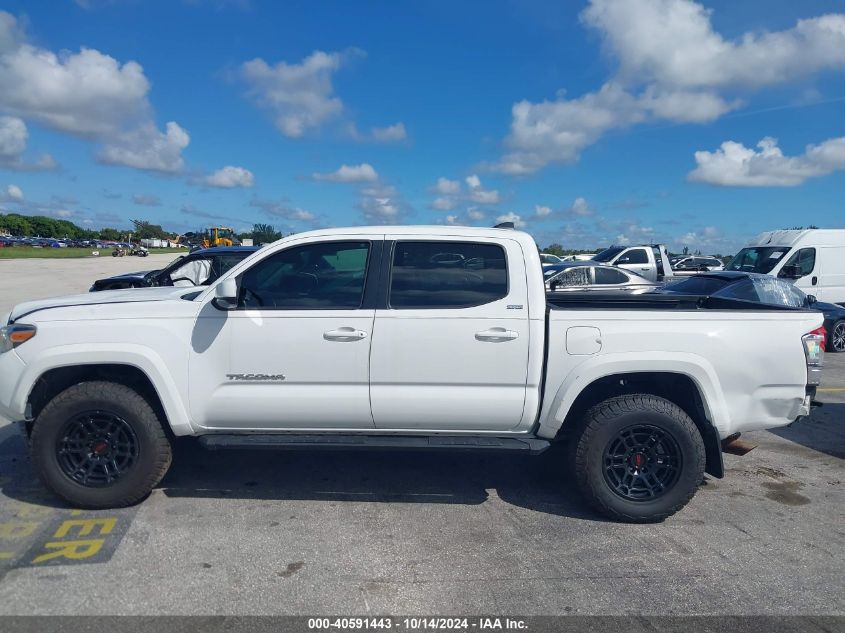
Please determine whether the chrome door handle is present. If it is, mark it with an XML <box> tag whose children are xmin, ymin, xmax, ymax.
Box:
<box><xmin>323</xmin><ymin>327</ymin><xmax>368</xmax><ymax>342</ymax></box>
<box><xmin>475</xmin><ymin>328</ymin><xmax>518</xmax><ymax>342</ymax></box>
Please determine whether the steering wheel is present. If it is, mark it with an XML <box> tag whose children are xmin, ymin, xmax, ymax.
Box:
<box><xmin>242</xmin><ymin>287</ymin><xmax>264</xmax><ymax>307</ymax></box>
<box><xmin>295</xmin><ymin>272</ymin><xmax>319</xmax><ymax>294</ymax></box>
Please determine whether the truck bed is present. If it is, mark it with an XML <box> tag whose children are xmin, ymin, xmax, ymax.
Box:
<box><xmin>546</xmin><ymin>291</ymin><xmax>813</xmax><ymax>312</ymax></box>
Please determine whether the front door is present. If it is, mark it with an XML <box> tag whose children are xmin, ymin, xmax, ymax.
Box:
<box><xmin>614</xmin><ymin>247</ymin><xmax>653</xmax><ymax>280</ymax></box>
<box><xmin>189</xmin><ymin>238</ymin><xmax>379</xmax><ymax>430</ymax></box>
<box><xmin>369</xmin><ymin>238</ymin><xmax>530</xmax><ymax>431</ymax></box>
<box><xmin>780</xmin><ymin>247</ymin><xmax>821</xmax><ymax>299</ymax></box>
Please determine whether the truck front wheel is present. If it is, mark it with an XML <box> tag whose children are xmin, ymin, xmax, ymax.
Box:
<box><xmin>572</xmin><ymin>394</ymin><xmax>705</xmax><ymax>523</ymax></box>
<box><xmin>30</xmin><ymin>381</ymin><xmax>172</xmax><ymax>509</ymax></box>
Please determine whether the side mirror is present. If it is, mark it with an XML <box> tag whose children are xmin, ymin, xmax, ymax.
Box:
<box><xmin>780</xmin><ymin>264</ymin><xmax>803</xmax><ymax>279</ymax></box>
<box><xmin>806</xmin><ymin>294</ymin><xmax>818</xmax><ymax>306</ymax></box>
<box><xmin>212</xmin><ymin>277</ymin><xmax>238</xmax><ymax>310</ymax></box>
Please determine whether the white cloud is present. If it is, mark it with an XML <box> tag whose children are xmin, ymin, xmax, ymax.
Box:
<box><xmin>358</xmin><ymin>183</ymin><xmax>407</xmax><ymax>224</ymax></box>
<box><xmin>465</xmin><ymin>173</ymin><xmax>500</xmax><ymax>204</ymax></box>
<box><xmin>495</xmin><ymin>212</ymin><xmax>526</xmax><ymax>229</ymax></box>
<box><xmin>570</xmin><ymin>197</ymin><xmax>592</xmax><ymax>216</ymax></box>
<box><xmin>435</xmin><ymin>177</ymin><xmax>460</xmax><ymax>195</ymax></box>
<box><xmin>432</xmin><ymin>196</ymin><xmax>456</xmax><ymax>211</ymax></box>
<box><xmin>132</xmin><ymin>194</ymin><xmax>161</xmax><ymax>206</ymax></box>
<box><xmin>205</xmin><ymin>165</ymin><xmax>255</xmax><ymax>188</ymax></box>
<box><xmin>239</xmin><ymin>50</ymin><xmax>347</xmax><ymax>138</ymax></box>
<box><xmin>431</xmin><ymin>174</ymin><xmax>500</xmax><ymax>209</ymax></box>
<box><xmin>250</xmin><ymin>198</ymin><xmax>317</xmax><ymax>224</ymax></box>
<box><xmin>370</xmin><ymin>123</ymin><xmax>407</xmax><ymax>143</ymax></box>
<box><xmin>0</xmin><ymin>115</ymin><xmax>56</xmax><ymax>170</ymax></box>
<box><xmin>0</xmin><ymin>115</ymin><xmax>26</xmax><ymax>160</ymax></box>
<box><xmin>582</xmin><ymin>1</ymin><xmax>845</xmax><ymax>90</ymax></box>
<box><xmin>0</xmin><ymin>11</ymin><xmax>188</xmax><ymax>173</ymax></box>
<box><xmin>467</xmin><ymin>208</ymin><xmax>485</xmax><ymax>221</ymax></box>
<box><xmin>493</xmin><ymin>0</ymin><xmax>845</xmax><ymax>174</ymax></box>
<box><xmin>528</xmin><ymin>197</ymin><xmax>593</xmax><ymax>222</ymax></box>
<box><xmin>98</xmin><ymin>122</ymin><xmax>189</xmax><ymax>173</ymax></box>
<box><xmin>687</xmin><ymin>136</ymin><xmax>845</xmax><ymax>186</ymax></box>
<box><xmin>1</xmin><ymin>183</ymin><xmax>22</xmax><ymax>201</ymax></box>
<box><xmin>312</xmin><ymin>163</ymin><xmax>379</xmax><ymax>183</ymax></box>
<box><xmin>239</xmin><ymin>49</ymin><xmax>401</xmax><ymax>141</ymax></box>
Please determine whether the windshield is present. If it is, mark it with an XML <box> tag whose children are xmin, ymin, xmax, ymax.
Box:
<box><xmin>592</xmin><ymin>246</ymin><xmax>625</xmax><ymax>263</ymax></box>
<box><xmin>727</xmin><ymin>247</ymin><xmax>790</xmax><ymax>274</ymax></box>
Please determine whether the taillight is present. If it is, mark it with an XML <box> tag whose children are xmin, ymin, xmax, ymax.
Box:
<box><xmin>802</xmin><ymin>326</ymin><xmax>826</xmax><ymax>379</ymax></box>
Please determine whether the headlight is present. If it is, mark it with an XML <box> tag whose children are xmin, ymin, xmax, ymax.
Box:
<box><xmin>0</xmin><ymin>324</ymin><xmax>37</xmax><ymax>353</ymax></box>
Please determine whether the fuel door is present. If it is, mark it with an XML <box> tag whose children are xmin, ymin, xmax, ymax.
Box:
<box><xmin>566</xmin><ymin>326</ymin><xmax>602</xmax><ymax>355</ymax></box>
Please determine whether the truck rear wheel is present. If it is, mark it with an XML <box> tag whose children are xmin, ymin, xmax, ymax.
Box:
<box><xmin>30</xmin><ymin>381</ymin><xmax>172</xmax><ymax>509</ymax></box>
<box><xmin>571</xmin><ymin>394</ymin><xmax>705</xmax><ymax>523</ymax></box>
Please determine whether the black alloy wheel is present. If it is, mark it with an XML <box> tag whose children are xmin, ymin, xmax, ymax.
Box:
<box><xmin>832</xmin><ymin>321</ymin><xmax>845</xmax><ymax>353</ymax></box>
<box><xmin>56</xmin><ymin>411</ymin><xmax>140</xmax><ymax>487</ymax></box>
<box><xmin>602</xmin><ymin>424</ymin><xmax>682</xmax><ymax>501</ymax></box>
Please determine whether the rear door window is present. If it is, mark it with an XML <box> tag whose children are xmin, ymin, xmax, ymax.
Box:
<box><xmin>594</xmin><ymin>267</ymin><xmax>628</xmax><ymax>284</ymax></box>
<box><xmin>389</xmin><ymin>241</ymin><xmax>508</xmax><ymax>308</ymax></box>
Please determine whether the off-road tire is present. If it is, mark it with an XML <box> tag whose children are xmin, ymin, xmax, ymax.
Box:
<box><xmin>30</xmin><ymin>381</ymin><xmax>172</xmax><ymax>509</ymax></box>
<box><xmin>571</xmin><ymin>394</ymin><xmax>705</xmax><ymax>523</ymax></box>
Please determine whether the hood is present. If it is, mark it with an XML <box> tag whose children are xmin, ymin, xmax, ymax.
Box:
<box><xmin>10</xmin><ymin>286</ymin><xmax>195</xmax><ymax>322</ymax></box>
<box><xmin>97</xmin><ymin>270</ymin><xmax>157</xmax><ymax>282</ymax></box>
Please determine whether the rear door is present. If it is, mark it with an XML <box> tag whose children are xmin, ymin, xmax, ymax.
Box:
<box><xmin>369</xmin><ymin>237</ymin><xmax>530</xmax><ymax>431</ymax></box>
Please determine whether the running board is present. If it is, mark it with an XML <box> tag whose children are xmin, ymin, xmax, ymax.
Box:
<box><xmin>198</xmin><ymin>434</ymin><xmax>551</xmax><ymax>454</ymax></box>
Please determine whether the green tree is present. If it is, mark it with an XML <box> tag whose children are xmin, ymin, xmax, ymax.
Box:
<box><xmin>0</xmin><ymin>213</ymin><xmax>33</xmax><ymax>236</ymax></box>
<box><xmin>250</xmin><ymin>223</ymin><xmax>283</xmax><ymax>245</ymax></box>
<box><xmin>98</xmin><ymin>228</ymin><xmax>123</xmax><ymax>241</ymax></box>
<box><xmin>131</xmin><ymin>219</ymin><xmax>171</xmax><ymax>240</ymax></box>
<box><xmin>542</xmin><ymin>243</ymin><xmax>566</xmax><ymax>256</ymax></box>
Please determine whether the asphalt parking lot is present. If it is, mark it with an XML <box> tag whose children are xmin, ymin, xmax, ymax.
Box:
<box><xmin>0</xmin><ymin>256</ymin><xmax>843</xmax><ymax>615</ymax></box>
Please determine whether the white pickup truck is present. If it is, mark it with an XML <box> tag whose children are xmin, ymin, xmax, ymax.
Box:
<box><xmin>0</xmin><ymin>226</ymin><xmax>826</xmax><ymax>522</ymax></box>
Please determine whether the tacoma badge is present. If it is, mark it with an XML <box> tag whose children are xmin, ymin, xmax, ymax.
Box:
<box><xmin>226</xmin><ymin>373</ymin><xmax>286</xmax><ymax>382</ymax></box>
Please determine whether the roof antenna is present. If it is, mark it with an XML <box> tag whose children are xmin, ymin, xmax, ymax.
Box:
<box><xmin>493</xmin><ymin>222</ymin><xmax>515</xmax><ymax>229</ymax></box>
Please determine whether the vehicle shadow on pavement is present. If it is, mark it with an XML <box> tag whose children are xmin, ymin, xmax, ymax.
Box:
<box><xmin>768</xmin><ymin>402</ymin><xmax>845</xmax><ymax>461</ymax></box>
<box><xmin>0</xmin><ymin>420</ymin><xmax>608</xmax><ymax>520</ymax></box>
<box><xmin>157</xmin><ymin>439</ymin><xmax>612</xmax><ymax>521</ymax></box>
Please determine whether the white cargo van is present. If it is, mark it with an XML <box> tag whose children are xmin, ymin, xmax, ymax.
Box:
<box><xmin>728</xmin><ymin>229</ymin><xmax>845</xmax><ymax>305</ymax></box>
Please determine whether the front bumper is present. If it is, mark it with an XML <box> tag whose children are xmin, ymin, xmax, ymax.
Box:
<box><xmin>0</xmin><ymin>350</ymin><xmax>28</xmax><ymax>422</ymax></box>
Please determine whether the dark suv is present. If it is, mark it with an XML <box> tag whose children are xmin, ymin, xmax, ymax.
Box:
<box><xmin>90</xmin><ymin>246</ymin><xmax>259</xmax><ymax>291</ymax></box>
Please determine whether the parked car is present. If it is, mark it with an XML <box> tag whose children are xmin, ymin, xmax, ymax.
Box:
<box><xmin>1</xmin><ymin>226</ymin><xmax>824</xmax><ymax>522</ymax></box>
<box><xmin>592</xmin><ymin>244</ymin><xmax>676</xmax><ymax>282</ymax></box>
<box><xmin>729</xmin><ymin>229</ymin><xmax>845</xmax><ymax>305</ymax></box>
<box><xmin>540</xmin><ymin>253</ymin><xmax>563</xmax><ymax>266</ymax></box>
<box><xmin>672</xmin><ymin>256</ymin><xmax>724</xmax><ymax>275</ymax></box>
<box><xmin>660</xmin><ymin>271</ymin><xmax>843</xmax><ymax>352</ymax></box>
<box><xmin>90</xmin><ymin>246</ymin><xmax>259</xmax><ymax>291</ymax></box>
<box><xmin>660</xmin><ymin>271</ymin><xmax>808</xmax><ymax>306</ymax></box>
<box><xmin>544</xmin><ymin>261</ymin><xmax>659</xmax><ymax>294</ymax></box>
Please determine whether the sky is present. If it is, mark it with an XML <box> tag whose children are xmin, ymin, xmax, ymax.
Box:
<box><xmin>0</xmin><ymin>0</ymin><xmax>844</xmax><ymax>254</ymax></box>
